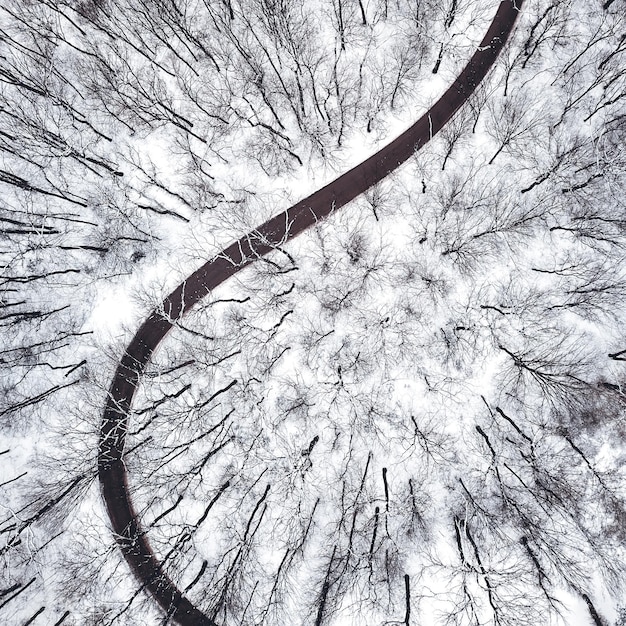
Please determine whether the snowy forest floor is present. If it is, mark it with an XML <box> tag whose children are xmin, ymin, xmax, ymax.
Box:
<box><xmin>1</xmin><ymin>1</ymin><xmax>626</xmax><ymax>625</ymax></box>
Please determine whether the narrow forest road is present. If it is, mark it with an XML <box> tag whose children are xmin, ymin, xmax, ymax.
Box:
<box><xmin>98</xmin><ymin>2</ymin><xmax>525</xmax><ymax>624</ymax></box>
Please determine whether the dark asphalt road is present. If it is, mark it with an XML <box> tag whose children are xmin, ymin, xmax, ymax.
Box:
<box><xmin>98</xmin><ymin>3</ymin><xmax>525</xmax><ymax>624</ymax></box>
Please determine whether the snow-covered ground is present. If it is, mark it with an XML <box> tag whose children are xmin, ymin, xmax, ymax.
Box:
<box><xmin>1</xmin><ymin>1</ymin><xmax>626</xmax><ymax>625</ymax></box>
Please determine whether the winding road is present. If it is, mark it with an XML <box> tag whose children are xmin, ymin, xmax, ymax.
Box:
<box><xmin>98</xmin><ymin>3</ymin><xmax>525</xmax><ymax>624</ymax></box>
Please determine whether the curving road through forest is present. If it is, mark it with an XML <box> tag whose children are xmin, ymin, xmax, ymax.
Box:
<box><xmin>98</xmin><ymin>2</ymin><xmax>525</xmax><ymax>624</ymax></box>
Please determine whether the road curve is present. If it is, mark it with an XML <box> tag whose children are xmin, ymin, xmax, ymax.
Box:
<box><xmin>98</xmin><ymin>3</ymin><xmax>525</xmax><ymax>624</ymax></box>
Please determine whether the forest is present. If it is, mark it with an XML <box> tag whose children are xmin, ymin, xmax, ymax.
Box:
<box><xmin>1</xmin><ymin>0</ymin><xmax>626</xmax><ymax>625</ymax></box>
